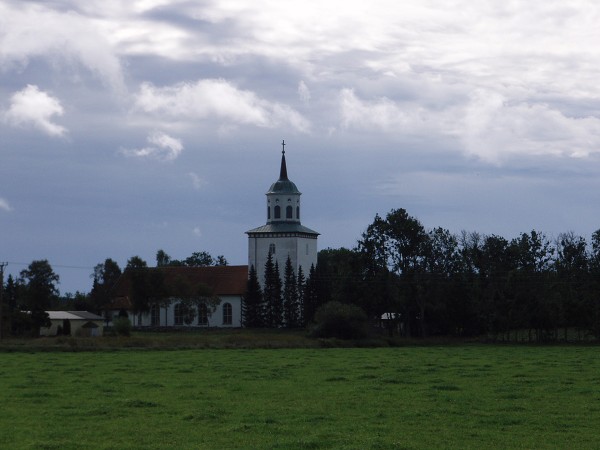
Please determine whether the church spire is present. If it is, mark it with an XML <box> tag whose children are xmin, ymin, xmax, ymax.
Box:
<box><xmin>279</xmin><ymin>140</ymin><xmax>288</xmax><ymax>181</ymax></box>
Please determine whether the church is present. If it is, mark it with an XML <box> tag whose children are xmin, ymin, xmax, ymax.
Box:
<box><xmin>109</xmin><ymin>143</ymin><xmax>319</xmax><ymax>327</ymax></box>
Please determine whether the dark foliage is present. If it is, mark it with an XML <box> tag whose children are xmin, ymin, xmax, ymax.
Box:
<box><xmin>309</xmin><ymin>301</ymin><xmax>369</xmax><ymax>339</ymax></box>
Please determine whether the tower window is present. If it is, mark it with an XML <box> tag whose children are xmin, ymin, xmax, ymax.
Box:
<box><xmin>274</xmin><ymin>205</ymin><xmax>281</xmax><ymax>219</ymax></box>
<box><xmin>269</xmin><ymin>243</ymin><xmax>276</xmax><ymax>255</ymax></box>
<box><xmin>296</xmin><ymin>206</ymin><xmax>300</xmax><ymax>220</ymax></box>
<box><xmin>286</xmin><ymin>205</ymin><xmax>293</xmax><ymax>219</ymax></box>
<box><xmin>268</xmin><ymin>206</ymin><xmax>271</xmax><ymax>219</ymax></box>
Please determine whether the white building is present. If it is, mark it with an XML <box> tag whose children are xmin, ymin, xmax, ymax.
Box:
<box><xmin>108</xmin><ymin>143</ymin><xmax>318</xmax><ymax>327</ymax></box>
<box><xmin>246</xmin><ymin>144</ymin><xmax>319</xmax><ymax>281</ymax></box>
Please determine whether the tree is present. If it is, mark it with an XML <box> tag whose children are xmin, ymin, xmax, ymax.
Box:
<box><xmin>125</xmin><ymin>256</ymin><xmax>151</xmax><ymax>317</ymax></box>
<box><xmin>185</xmin><ymin>251</ymin><xmax>214</xmax><ymax>267</ymax></box>
<box><xmin>297</xmin><ymin>266</ymin><xmax>306</xmax><ymax>326</ymax></box>
<box><xmin>262</xmin><ymin>253</ymin><xmax>283</xmax><ymax>327</ymax></box>
<box><xmin>302</xmin><ymin>264</ymin><xmax>320</xmax><ymax>325</ymax></box>
<box><xmin>242</xmin><ymin>265</ymin><xmax>264</xmax><ymax>327</ymax></box>
<box><xmin>19</xmin><ymin>260</ymin><xmax>59</xmax><ymax>336</ymax></box>
<box><xmin>156</xmin><ymin>249</ymin><xmax>171</xmax><ymax>267</ymax></box>
<box><xmin>283</xmin><ymin>256</ymin><xmax>300</xmax><ymax>327</ymax></box>
<box><xmin>91</xmin><ymin>258</ymin><xmax>122</xmax><ymax>317</ymax></box>
<box><xmin>358</xmin><ymin>209</ymin><xmax>428</xmax><ymax>336</ymax></box>
<box><xmin>555</xmin><ymin>232</ymin><xmax>588</xmax><ymax>340</ymax></box>
<box><xmin>310</xmin><ymin>301</ymin><xmax>369</xmax><ymax>339</ymax></box>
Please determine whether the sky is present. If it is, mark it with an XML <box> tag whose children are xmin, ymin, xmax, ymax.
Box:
<box><xmin>2</xmin><ymin>0</ymin><xmax>600</xmax><ymax>294</ymax></box>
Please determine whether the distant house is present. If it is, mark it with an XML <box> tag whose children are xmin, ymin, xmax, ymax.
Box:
<box><xmin>107</xmin><ymin>265</ymin><xmax>248</xmax><ymax>328</ymax></box>
<box><xmin>40</xmin><ymin>311</ymin><xmax>104</xmax><ymax>337</ymax></box>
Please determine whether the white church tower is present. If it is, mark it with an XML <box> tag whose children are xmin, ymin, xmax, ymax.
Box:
<box><xmin>246</xmin><ymin>141</ymin><xmax>319</xmax><ymax>280</ymax></box>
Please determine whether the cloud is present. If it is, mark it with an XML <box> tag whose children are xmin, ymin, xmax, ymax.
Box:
<box><xmin>133</xmin><ymin>79</ymin><xmax>310</xmax><ymax>132</ymax></box>
<box><xmin>192</xmin><ymin>227</ymin><xmax>202</xmax><ymax>237</ymax></box>
<box><xmin>339</xmin><ymin>88</ymin><xmax>432</xmax><ymax>133</ymax></box>
<box><xmin>0</xmin><ymin>3</ymin><xmax>125</xmax><ymax>92</ymax></box>
<box><xmin>0</xmin><ymin>197</ymin><xmax>12</xmax><ymax>212</ymax></box>
<box><xmin>4</xmin><ymin>85</ymin><xmax>67</xmax><ymax>137</ymax></box>
<box><xmin>460</xmin><ymin>89</ymin><xmax>600</xmax><ymax>163</ymax></box>
<box><xmin>121</xmin><ymin>131</ymin><xmax>183</xmax><ymax>161</ymax></box>
<box><xmin>188</xmin><ymin>172</ymin><xmax>207</xmax><ymax>190</ymax></box>
<box><xmin>298</xmin><ymin>81</ymin><xmax>311</xmax><ymax>104</ymax></box>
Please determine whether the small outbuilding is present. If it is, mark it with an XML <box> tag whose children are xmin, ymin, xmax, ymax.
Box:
<box><xmin>40</xmin><ymin>311</ymin><xmax>104</xmax><ymax>337</ymax></box>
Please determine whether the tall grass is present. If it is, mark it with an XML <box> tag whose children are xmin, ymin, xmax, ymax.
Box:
<box><xmin>1</xmin><ymin>346</ymin><xmax>600</xmax><ymax>449</ymax></box>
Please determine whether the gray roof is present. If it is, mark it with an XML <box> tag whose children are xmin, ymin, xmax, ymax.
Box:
<box><xmin>246</xmin><ymin>222</ymin><xmax>319</xmax><ymax>236</ymax></box>
<box><xmin>46</xmin><ymin>311</ymin><xmax>104</xmax><ymax>321</ymax></box>
<box><xmin>267</xmin><ymin>178</ymin><xmax>300</xmax><ymax>194</ymax></box>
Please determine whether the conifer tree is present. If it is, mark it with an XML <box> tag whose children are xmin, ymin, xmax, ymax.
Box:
<box><xmin>262</xmin><ymin>252</ymin><xmax>278</xmax><ymax>327</ymax></box>
<box><xmin>283</xmin><ymin>256</ymin><xmax>299</xmax><ymax>327</ymax></box>
<box><xmin>273</xmin><ymin>261</ymin><xmax>283</xmax><ymax>327</ymax></box>
<box><xmin>303</xmin><ymin>264</ymin><xmax>320</xmax><ymax>325</ymax></box>
<box><xmin>242</xmin><ymin>265</ymin><xmax>264</xmax><ymax>327</ymax></box>
<box><xmin>297</xmin><ymin>266</ymin><xmax>306</xmax><ymax>327</ymax></box>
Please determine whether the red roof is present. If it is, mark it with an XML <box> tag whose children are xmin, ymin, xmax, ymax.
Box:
<box><xmin>110</xmin><ymin>265</ymin><xmax>248</xmax><ymax>309</ymax></box>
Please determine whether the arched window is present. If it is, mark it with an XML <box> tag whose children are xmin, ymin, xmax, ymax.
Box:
<box><xmin>296</xmin><ymin>206</ymin><xmax>300</xmax><ymax>220</ymax></box>
<box><xmin>198</xmin><ymin>304</ymin><xmax>208</xmax><ymax>325</ymax></box>
<box><xmin>286</xmin><ymin>205</ymin><xmax>293</xmax><ymax>219</ymax></box>
<box><xmin>174</xmin><ymin>303</ymin><xmax>183</xmax><ymax>326</ymax></box>
<box><xmin>267</xmin><ymin>206</ymin><xmax>271</xmax><ymax>219</ymax></box>
<box><xmin>274</xmin><ymin>205</ymin><xmax>281</xmax><ymax>219</ymax></box>
<box><xmin>150</xmin><ymin>304</ymin><xmax>160</xmax><ymax>326</ymax></box>
<box><xmin>222</xmin><ymin>303</ymin><xmax>232</xmax><ymax>325</ymax></box>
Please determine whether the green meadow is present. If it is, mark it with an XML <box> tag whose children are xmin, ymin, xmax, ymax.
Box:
<box><xmin>1</xmin><ymin>346</ymin><xmax>600</xmax><ymax>449</ymax></box>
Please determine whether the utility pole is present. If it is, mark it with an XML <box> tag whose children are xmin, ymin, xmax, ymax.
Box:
<box><xmin>0</xmin><ymin>262</ymin><xmax>7</xmax><ymax>341</ymax></box>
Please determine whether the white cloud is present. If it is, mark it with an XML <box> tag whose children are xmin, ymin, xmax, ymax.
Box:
<box><xmin>133</xmin><ymin>79</ymin><xmax>310</xmax><ymax>132</ymax></box>
<box><xmin>121</xmin><ymin>131</ymin><xmax>183</xmax><ymax>161</ymax></box>
<box><xmin>4</xmin><ymin>85</ymin><xmax>67</xmax><ymax>137</ymax></box>
<box><xmin>188</xmin><ymin>172</ymin><xmax>207</xmax><ymax>190</ymax></box>
<box><xmin>192</xmin><ymin>227</ymin><xmax>202</xmax><ymax>237</ymax></box>
<box><xmin>0</xmin><ymin>197</ymin><xmax>12</xmax><ymax>212</ymax></box>
<box><xmin>0</xmin><ymin>3</ymin><xmax>125</xmax><ymax>92</ymax></box>
<box><xmin>298</xmin><ymin>81</ymin><xmax>311</xmax><ymax>104</ymax></box>
<box><xmin>460</xmin><ymin>89</ymin><xmax>600</xmax><ymax>163</ymax></box>
<box><xmin>339</xmin><ymin>88</ymin><xmax>431</xmax><ymax>133</ymax></box>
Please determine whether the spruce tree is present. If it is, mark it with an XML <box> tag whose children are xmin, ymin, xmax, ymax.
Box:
<box><xmin>303</xmin><ymin>264</ymin><xmax>319</xmax><ymax>325</ymax></box>
<box><xmin>297</xmin><ymin>265</ymin><xmax>306</xmax><ymax>327</ymax></box>
<box><xmin>242</xmin><ymin>265</ymin><xmax>264</xmax><ymax>327</ymax></box>
<box><xmin>273</xmin><ymin>261</ymin><xmax>283</xmax><ymax>327</ymax></box>
<box><xmin>283</xmin><ymin>256</ymin><xmax>299</xmax><ymax>328</ymax></box>
<box><xmin>263</xmin><ymin>252</ymin><xmax>277</xmax><ymax>327</ymax></box>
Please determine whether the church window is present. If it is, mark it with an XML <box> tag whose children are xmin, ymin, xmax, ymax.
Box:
<box><xmin>274</xmin><ymin>205</ymin><xmax>281</xmax><ymax>219</ymax></box>
<box><xmin>222</xmin><ymin>303</ymin><xmax>232</xmax><ymax>325</ymax></box>
<box><xmin>296</xmin><ymin>206</ymin><xmax>300</xmax><ymax>220</ymax></box>
<box><xmin>174</xmin><ymin>303</ymin><xmax>184</xmax><ymax>326</ymax></box>
<box><xmin>286</xmin><ymin>205</ymin><xmax>293</xmax><ymax>219</ymax></box>
<box><xmin>198</xmin><ymin>304</ymin><xmax>208</xmax><ymax>325</ymax></box>
<box><xmin>268</xmin><ymin>206</ymin><xmax>271</xmax><ymax>219</ymax></box>
<box><xmin>269</xmin><ymin>243</ymin><xmax>276</xmax><ymax>255</ymax></box>
<box><xmin>150</xmin><ymin>304</ymin><xmax>160</xmax><ymax>326</ymax></box>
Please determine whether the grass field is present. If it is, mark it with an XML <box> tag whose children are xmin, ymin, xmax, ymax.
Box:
<box><xmin>1</xmin><ymin>345</ymin><xmax>600</xmax><ymax>449</ymax></box>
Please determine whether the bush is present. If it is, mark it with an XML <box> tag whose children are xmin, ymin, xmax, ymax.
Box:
<box><xmin>310</xmin><ymin>301</ymin><xmax>369</xmax><ymax>339</ymax></box>
<box><xmin>113</xmin><ymin>317</ymin><xmax>132</xmax><ymax>337</ymax></box>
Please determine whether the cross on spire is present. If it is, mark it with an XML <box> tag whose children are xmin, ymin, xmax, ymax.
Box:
<box><xmin>279</xmin><ymin>140</ymin><xmax>288</xmax><ymax>180</ymax></box>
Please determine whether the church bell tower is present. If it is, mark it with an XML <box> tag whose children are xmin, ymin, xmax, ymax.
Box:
<box><xmin>246</xmin><ymin>141</ymin><xmax>319</xmax><ymax>280</ymax></box>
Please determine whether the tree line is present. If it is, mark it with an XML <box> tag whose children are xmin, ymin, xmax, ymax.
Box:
<box><xmin>0</xmin><ymin>250</ymin><xmax>228</xmax><ymax>336</ymax></box>
<box><xmin>313</xmin><ymin>208</ymin><xmax>600</xmax><ymax>342</ymax></box>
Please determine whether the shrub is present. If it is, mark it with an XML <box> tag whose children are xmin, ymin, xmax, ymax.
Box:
<box><xmin>310</xmin><ymin>301</ymin><xmax>369</xmax><ymax>339</ymax></box>
<box><xmin>113</xmin><ymin>317</ymin><xmax>132</xmax><ymax>337</ymax></box>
